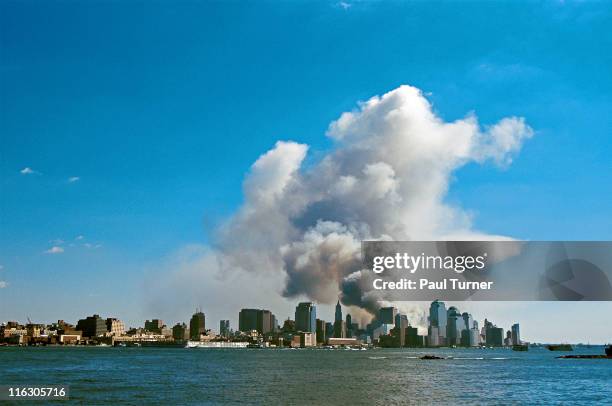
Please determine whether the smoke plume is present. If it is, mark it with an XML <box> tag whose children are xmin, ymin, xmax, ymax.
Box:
<box><xmin>149</xmin><ymin>85</ymin><xmax>533</xmax><ymax>328</ymax></box>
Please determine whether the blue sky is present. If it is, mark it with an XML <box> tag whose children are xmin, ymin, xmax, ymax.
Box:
<box><xmin>1</xmin><ymin>1</ymin><xmax>611</xmax><ymax>341</ymax></box>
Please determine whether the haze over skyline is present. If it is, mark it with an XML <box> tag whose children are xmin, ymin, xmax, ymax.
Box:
<box><xmin>1</xmin><ymin>2</ymin><xmax>611</xmax><ymax>343</ymax></box>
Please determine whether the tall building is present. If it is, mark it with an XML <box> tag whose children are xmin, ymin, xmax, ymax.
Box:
<box><xmin>406</xmin><ymin>326</ymin><xmax>423</xmax><ymax>347</ymax></box>
<box><xmin>429</xmin><ymin>300</ymin><xmax>447</xmax><ymax>344</ymax></box>
<box><xmin>172</xmin><ymin>323</ymin><xmax>188</xmax><ymax>340</ymax></box>
<box><xmin>427</xmin><ymin>326</ymin><xmax>440</xmax><ymax>346</ymax></box>
<box><xmin>333</xmin><ymin>320</ymin><xmax>346</xmax><ymax>338</ymax></box>
<box><xmin>76</xmin><ymin>314</ymin><xmax>107</xmax><ymax>338</ymax></box>
<box><xmin>220</xmin><ymin>320</ymin><xmax>230</xmax><ymax>337</ymax></box>
<box><xmin>325</xmin><ymin>322</ymin><xmax>333</xmax><ymax>340</ymax></box>
<box><xmin>258</xmin><ymin>310</ymin><xmax>273</xmax><ymax>334</ymax></box>
<box><xmin>239</xmin><ymin>309</ymin><xmax>259</xmax><ymax>332</ymax></box>
<box><xmin>394</xmin><ymin>313</ymin><xmax>409</xmax><ymax>347</ymax></box>
<box><xmin>295</xmin><ymin>302</ymin><xmax>316</xmax><ymax>333</ymax></box>
<box><xmin>238</xmin><ymin>309</ymin><xmax>276</xmax><ymax>334</ymax></box>
<box><xmin>379</xmin><ymin>307</ymin><xmax>397</xmax><ymax>325</ymax></box>
<box><xmin>316</xmin><ymin>319</ymin><xmax>326</xmax><ymax>344</ymax></box>
<box><xmin>190</xmin><ymin>310</ymin><xmax>206</xmax><ymax>341</ymax></box>
<box><xmin>462</xmin><ymin>312</ymin><xmax>473</xmax><ymax>333</ymax></box>
<box><xmin>511</xmin><ymin>323</ymin><xmax>521</xmax><ymax>345</ymax></box>
<box><xmin>335</xmin><ymin>300</ymin><xmax>343</xmax><ymax>323</ymax></box>
<box><xmin>486</xmin><ymin>326</ymin><xmax>504</xmax><ymax>347</ymax></box>
<box><xmin>505</xmin><ymin>330</ymin><xmax>513</xmax><ymax>346</ymax></box>
<box><xmin>345</xmin><ymin>314</ymin><xmax>353</xmax><ymax>338</ymax></box>
<box><xmin>106</xmin><ymin>318</ymin><xmax>125</xmax><ymax>336</ymax></box>
<box><xmin>446</xmin><ymin>306</ymin><xmax>466</xmax><ymax>346</ymax></box>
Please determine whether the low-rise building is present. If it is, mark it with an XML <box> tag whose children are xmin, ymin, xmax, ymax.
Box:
<box><xmin>106</xmin><ymin>318</ymin><xmax>125</xmax><ymax>336</ymax></box>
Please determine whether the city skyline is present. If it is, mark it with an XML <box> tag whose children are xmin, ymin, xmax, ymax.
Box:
<box><xmin>1</xmin><ymin>299</ymin><xmax>608</xmax><ymax>345</ymax></box>
<box><xmin>2</xmin><ymin>299</ymin><xmax>529</xmax><ymax>347</ymax></box>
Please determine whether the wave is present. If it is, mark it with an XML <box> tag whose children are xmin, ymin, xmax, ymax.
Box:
<box><xmin>453</xmin><ymin>357</ymin><xmax>484</xmax><ymax>360</ymax></box>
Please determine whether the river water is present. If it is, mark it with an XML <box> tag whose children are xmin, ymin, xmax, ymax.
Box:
<box><xmin>1</xmin><ymin>346</ymin><xmax>611</xmax><ymax>404</ymax></box>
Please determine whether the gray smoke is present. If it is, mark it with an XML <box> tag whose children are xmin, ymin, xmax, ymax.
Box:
<box><xmin>148</xmin><ymin>85</ymin><xmax>533</xmax><ymax>329</ymax></box>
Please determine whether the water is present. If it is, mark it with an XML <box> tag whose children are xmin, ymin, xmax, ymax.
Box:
<box><xmin>1</xmin><ymin>346</ymin><xmax>611</xmax><ymax>404</ymax></box>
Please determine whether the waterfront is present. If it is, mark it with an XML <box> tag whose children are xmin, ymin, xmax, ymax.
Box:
<box><xmin>1</xmin><ymin>346</ymin><xmax>611</xmax><ymax>404</ymax></box>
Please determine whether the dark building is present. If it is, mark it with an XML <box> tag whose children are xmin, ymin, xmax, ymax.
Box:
<box><xmin>395</xmin><ymin>314</ymin><xmax>409</xmax><ymax>346</ymax></box>
<box><xmin>316</xmin><ymin>319</ymin><xmax>326</xmax><ymax>344</ymax></box>
<box><xmin>258</xmin><ymin>310</ymin><xmax>273</xmax><ymax>334</ymax></box>
<box><xmin>239</xmin><ymin>308</ymin><xmax>276</xmax><ymax>334</ymax></box>
<box><xmin>219</xmin><ymin>320</ymin><xmax>230</xmax><ymax>337</ymax></box>
<box><xmin>295</xmin><ymin>302</ymin><xmax>316</xmax><ymax>333</ymax></box>
<box><xmin>325</xmin><ymin>322</ymin><xmax>333</xmax><ymax>341</ymax></box>
<box><xmin>333</xmin><ymin>320</ymin><xmax>346</xmax><ymax>338</ymax></box>
<box><xmin>379</xmin><ymin>307</ymin><xmax>397</xmax><ymax>325</ymax></box>
<box><xmin>406</xmin><ymin>326</ymin><xmax>425</xmax><ymax>347</ymax></box>
<box><xmin>335</xmin><ymin>300</ymin><xmax>342</xmax><ymax>322</ymax></box>
<box><xmin>345</xmin><ymin>314</ymin><xmax>353</xmax><ymax>338</ymax></box>
<box><xmin>76</xmin><ymin>314</ymin><xmax>107</xmax><ymax>338</ymax></box>
<box><xmin>511</xmin><ymin>323</ymin><xmax>521</xmax><ymax>345</ymax></box>
<box><xmin>487</xmin><ymin>327</ymin><xmax>504</xmax><ymax>347</ymax></box>
<box><xmin>281</xmin><ymin>318</ymin><xmax>295</xmax><ymax>334</ymax></box>
<box><xmin>172</xmin><ymin>323</ymin><xmax>188</xmax><ymax>340</ymax></box>
<box><xmin>239</xmin><ymin>309</ymin><xmax>259</xmax><ymax>332</ymax></box>
<box><xmin>190</xmin><ymin>311</ymin><xmax>206</xmax><ymax>340</ymax></box>
<box><xmin>144</xmin><ymin>319</ymin><xmax>164</xmax><ymax>333</ymax></box>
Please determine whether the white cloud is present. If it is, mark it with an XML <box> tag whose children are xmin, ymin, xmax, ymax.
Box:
<box><xmin>75</xmin><ymin>235</ymin><xmax>85</xmax><ymax>240</ymax></box>
<box><xmin>20</xmin><ymin>167</ymin><xmax>38</xmax><ymax>175</ymax></box>
<box><xmin>0</xmin><ymin>281</ymin><xmax>7</xmax><ymax>289</ymax></box>
<box><xmin>68</xmin><ymin>176</ymin><xmax>80</xmax><ymax>183</ymax></box>
<box><xmin>44</xmin><ymin>246</ymin><xmax>64</xmax><ymax>254</ymax></box>
<box><xmin>338</xmin><ymin>1</ymin><xmax>352</xmax><ymax>10</ymax></box>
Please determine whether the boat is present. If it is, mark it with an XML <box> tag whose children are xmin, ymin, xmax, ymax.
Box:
<box><xmin>246</xmin><ymin>343</ymin><xmax>264</xmax><ymax>349</ymax></box>
<box><xmin>546</xmin><ymin>344</ymin><xmax>573</xmax><ymax>351</ymax></box>
<box><xmin>420</xmin><ymin>355</ymin><xmax>444</xmax><ymax>360</ymax></box>
<box><xmin>557</xmin><ymin>345</ymin><xmax>612</xmax><ymax>359</ymax></box>
<box><xmin>512</xmin><ymin>344</ymin><xmax>528</xmax><ymax>351</ymax></box>
<box><xmin>186</xmin><ymin>341</ymin><xmax>249</xmax><ymax>349</ymax></box>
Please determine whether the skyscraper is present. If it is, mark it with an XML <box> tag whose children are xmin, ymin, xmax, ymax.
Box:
<box><xmin>446</xmin><ymin>306</ymin><xmax>465</xmax><ymax>346</ymax></box>
<box><xmin>238</xmin><ymin>309</ymin><xmax>276</xmax><ymax>334</ymax></box>
<box><xmin>486</xmin><ymin>326</ymin><xmax>504</xmax><ymax>347</ymax></box>
<box><xmin>316</xmin><ymin>319</ymin><xmax>326</xmax><ymax>344</ymax></box>
<box><xmin>345</xmin><ymin>314</ymin><xmax>353</xmax><ymax>338</ymax></box>
<box><xmin>239</xmin><ymin>309</ymin><xmax>259</xmax><ymax>332</ymax></box>
<box><xmin>335</xmin><ymin>300</ymin><xmax>342</xmax><ymax>323</ymax></box>
<box><xmin>511</xmin><ymin>323</ymin><xmax>521</xmax><ymax>345</ymax></box>
<box><xmin>189</xmin><ymin>310</ymin><xmax>206</xmax><ymax>341</ymax></box>
<box><xmin>172</xmin><ymin>323</ymin><xmax>188</xmax><ymax>340</ymax></box>
<box><xmin>428</xmin><ymin>300</ymin><xmax>447</xmax><ymax>343</ymax></box>
<box><xmin>220</xmin><ymin>320</ymin><xmax>230</xmax><ymax>337</ymax></box>
<box><xmin>257</xmin><ymin>310</ymin><xmax>273</xmax><ymax>334</ymax></box>
<box><xmin>394</xmin><ymin>313</ymin><xmax>409</xmax><ymax>347</ymax></box>
<box><xmin>379</xmin><ymin>307</ymin><xmax>397</xmax><ymax>325</ymax></box>
<box><xmin>295</xmin><ymin>302</ymin><xmax>316</xmax><ymax>333</ymax></box>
